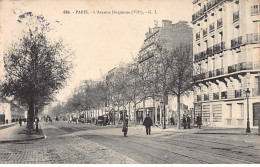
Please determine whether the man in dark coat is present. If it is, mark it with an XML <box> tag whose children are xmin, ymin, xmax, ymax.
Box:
<box><xmin>187</xmin><ymin>115</ymin><xmax>191</xmax><ymax>129</ymax></box>
<box><xmin>19</xmin><ymin>117</ymin><xmax>22</xmax><ymax>126</ymax></box>
<box><xmin>143</xmin><ymin>116</ymin><xmax>153</xmax><ymax>135</ymax></box>
<box><xmin>197</xmin><ymin>115</ymin><xmax>202</xmax><ymax>129</ymax></box>
<box><xmin>170</xmin><ymin>117</ymin><xmax>174</xmax><ymax>125</ymax></box>
<box><xmin>182</xmin><ymin>114</ymin><xmax>187</xmax><ymax>130</ymax></box>
<box><xmin>122</xmin><ymin>115</ymin><xmax>129</xmax><ymax>137</ymax></box>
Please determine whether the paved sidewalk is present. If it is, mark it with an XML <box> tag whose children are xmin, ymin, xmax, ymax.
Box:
<box><xmin>0</xmin><ymin>123</ymin><xmax>45</xmax><ymax>143</ymax></box>
<box><xmin>128</xmin><ymin>124</ymin><xmax>260</xmax><ymax>135</ymax></box>
<box><xmin>0</xmin><ymin>122</ymin><xmax>17</xmax><ymax>130</ymax></box>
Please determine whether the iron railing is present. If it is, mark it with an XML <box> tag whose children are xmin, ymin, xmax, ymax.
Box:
<box><xmin>231</xmin><ymin>36</ymin><xmax>242</xmax><ymax>48</ymax></box>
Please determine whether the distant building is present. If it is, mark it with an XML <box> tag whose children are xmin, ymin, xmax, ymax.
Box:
<box><xmin>0</xmin><ymin>96</ymin><xmax>26</xmax><ymax>124</ymax></box>
<box><xmin>192</xmin><ymin>0</ymin><xmax>260</xmax><ymax>127</ymax></box>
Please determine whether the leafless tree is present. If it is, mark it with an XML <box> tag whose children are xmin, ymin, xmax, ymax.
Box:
<box><xmin>155</xmin><ymin>44</ymin><xmax>193</xmax><ymax>129</ymax></box>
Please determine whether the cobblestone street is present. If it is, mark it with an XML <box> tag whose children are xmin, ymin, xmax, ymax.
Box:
<box><xmin>0</xmin><ymin>121</ymin><xmax>259</xmax><ymax>164</ymax></box>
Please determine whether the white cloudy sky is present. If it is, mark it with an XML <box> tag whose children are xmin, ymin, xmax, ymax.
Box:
<box><xmin>0</xmin><ymin>0</ymin><xmax>193</xmax><ymax>103</ymax></box>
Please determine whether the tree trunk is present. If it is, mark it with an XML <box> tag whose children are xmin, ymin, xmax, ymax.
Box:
<box><xmin>177</xmin><ymin>94</ymin><xmax>181</xmax><ymax>129</ymax></box>
<box><xmin>152</xmin><ymin>96</ymin><xmax>155</xmax><ymax>125</ymax></box>
<box><xmin>143</xmin><ymin>99</ymin><xmax>146</xmax><ymax>123</ymax></box>
<box><xmin>128</xmin><ymin>102</ymin><xmax>131</xmax><ymax>121</ymax></box>
<box><xmin>133</xmin><ymin>104</ymin><xmax>136</xmax><ymax>127</ymax></box>
<box><xmin>117</xmin><ymin>106</ymin><xmax>120</xmax><ymax>125</ymax></box>
<box><xmin>27</xmin><ymin>101</ymin><xmax>34</xmax><ymax>129</ymax></box>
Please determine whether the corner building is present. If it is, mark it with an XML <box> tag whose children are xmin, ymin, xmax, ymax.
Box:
<box><xmin>192</xmin><ymin>0</ymin><xmax>260</xmax><ymax>127</ymax></box>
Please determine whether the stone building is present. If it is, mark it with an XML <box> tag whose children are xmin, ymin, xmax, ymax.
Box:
<box><xmin>192</xmin><ymin>0</ymin><xmax>260</xmax><ymax>127</ymax></box>
<box><xmin>137</xmin><ymin>20</ymin><xmax>193</xmax><ymax>126</ymax></box>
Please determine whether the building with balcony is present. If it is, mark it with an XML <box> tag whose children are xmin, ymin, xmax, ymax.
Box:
<box><xmin>137</xmin><ymin>20</ymin><xmax>193</xmax><ymax>126</ymax></box>
<box><xmin>192</xmin><ymin>0</ymin><xmax>260</xmax><ymax>127</ymax></box>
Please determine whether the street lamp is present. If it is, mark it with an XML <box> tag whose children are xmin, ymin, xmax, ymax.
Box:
<box><xmin>245</xmin><ymin>88</ymin><xmax>251</xmax><ymax>133</ymax></box>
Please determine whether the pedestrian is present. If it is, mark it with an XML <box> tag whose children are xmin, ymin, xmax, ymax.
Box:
<box><xmin>187</xmin><ymin>115</ymin><xmax>191</xmax><ymax>129</ymax></box>
<box><xmin>143</xmin><ymin>116</ymin><xmax>153</xmax><ymax>135</ymax></box>
<box><xmin>170</xmin><ymin>117</ymin><xmax>174</xmax><ymax>125</ymax></box>
<box><xmin>197</xmin><ymin>115</ymin><xmax>202</xmax><ymax>129</ymax></box>
<box><xmin>19</xmin><ymin>117</ymin><xmax>22</xmax><ymax>126</ymax></box>
<box><xmin>35</xmin><ymin>117</ymin><xmax>39</xmax><ymax>132</ymax></box>
<box><xmin>122</xmin><ymin>115</ymin><xmax>129</xmax><ymax>137</ymax></box>
<box><xmin>182</xmin><ymin>114</ymin><xmax>187</xmax><ymax>130</ymax></box>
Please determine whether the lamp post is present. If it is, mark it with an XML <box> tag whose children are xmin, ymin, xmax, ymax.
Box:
<box><xmin>245</xmin><ymin>88</ymin><xmax>251</xmax><ymax>133</ymax></box>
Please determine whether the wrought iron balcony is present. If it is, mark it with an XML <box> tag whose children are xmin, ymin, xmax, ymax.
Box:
<box><xmin>245</xmin><ymin>33</ymin><xmax>260</xmax><ymax>44</ymax></box>
<box><xmin>209</xmin><ymin>70</ymin><xmax>216</xmax><ymax>78</ymax></box>
<box><xmin>194</xmin><ymin>50</ymin><xmax>207</xmax><ymax>62</ymax></box>
<box><xmin>233</xmin><ymin>11</ymin><xmax>239</xmax><ymax>22</ymax></box>
<box><xmin>192</xmin><ymin>0</ymin><xmax>225</xmax><ymax>22</ymax></box>
<box><xmin>217</xmin><ymin>18</ymin><xmax>223</xmax><ymax>28</ymax></box>
<box><xmin>228</xmin><ymin>62</ymin><xmax>260</xmax><ymax>73</ymax></box>
<box><xmin>209</xmin><ymin>23</ymin><xmax>215</xmax><ymax>33</ymax></box>
<box><xmin>194</xmin><ymin>72</ymin><xmax>207</xmax><ymax>80</ymax></box>
<box><xmin>216</xmin><ymin>68</ymin><xmax>224</xmax><ymax>76</ymax></box>
<box><xmin>231</xmin><ymin>34</ymin><xmax>260</xmax><ymax>49</ymax></box>
<box><xmin>203</xmin><ymin>28</ymin><xmax>208</xmax><ymax>37</ymax></box>
<box><xmin>192</xmin><ymin>6</ymin><xmax>207</xmax><ymax>22</ymax></box>
<box><xmin>231</xmin><ymin>36</ymin><xmax>242</xmax><ymax>49</ymax></box>
<box><xmin>213</xmin><ymin>42</ymin><xmax>225</xmax><ymax>54</ymax></box>
<box><xmin>207</xmin><ymin>46</ymin><xmax>214</xmax><ymax>57</ymax></box>
<box><xmin>207</xmin><ymin>0</ymin><xmax>225</xmax><ymax>11</ymax></box>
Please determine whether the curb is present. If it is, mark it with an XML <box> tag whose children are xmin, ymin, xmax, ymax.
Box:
<box><xmin>0</xmin><ymin>135</ymin><xmax>46</xmax><ymax>144</ymax></box>
<box><xmin>195</xmin><ymin>132</ymin><xmax>260</xmax><ymax>135</ymax></box>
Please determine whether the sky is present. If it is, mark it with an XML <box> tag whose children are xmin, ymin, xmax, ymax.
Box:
<box><xmin>0</xmin><ymin>0</ymin><xmax>193</xmax><ymax>103</ymax></box>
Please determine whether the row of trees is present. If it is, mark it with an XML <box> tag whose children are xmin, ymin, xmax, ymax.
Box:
<box><xmin>53</xmin><ymin>42</ymin><xmax>194</xmax><ymax>129</ymax></box>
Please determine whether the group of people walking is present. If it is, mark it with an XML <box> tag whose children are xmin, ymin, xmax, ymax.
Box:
<box><xmin>122</xmin><ymin>114</ymin><xmax>203</xmax><ymax>136</ymax></box>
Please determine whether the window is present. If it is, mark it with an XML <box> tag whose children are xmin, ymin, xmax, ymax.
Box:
<box><xmin>235</xmin><ymin>89</ymin><xmax>242</xmax><ymax>98</ymax></box>
<box><xmin>238</xmin><ymin>103</ymin><xmax>244</xmax><ymax>118</ymax></box>
<box><xmin>204</xmin><ymin>94</ymin><xmax>209</xmax><ymax>101</ymax></box>
<box><xmin>227</xmin><ymin>104</ymin><xmax>232</xmax><ymax>118</ymax></box>
<box><xmin>254</xmin><ymin>21</ymin><xmax>260</xmax><ymax>34</ymax></box>
<box><xmin>213</xmin><ymin>92</ymin><xmax>219</xmax><ymax>100</ymax></box>
<box><xmin>221</xmin><ymin>91</ymin><xmax>227</xmax><ymax>99</ymax></box>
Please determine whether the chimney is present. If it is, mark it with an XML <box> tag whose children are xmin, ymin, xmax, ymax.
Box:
<box><xmin>162</xmin><ymin>20</ymin><xmax>172</xmax><ymax>27</ymax></box>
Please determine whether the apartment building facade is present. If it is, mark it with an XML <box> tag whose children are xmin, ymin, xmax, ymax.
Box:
<box><xmin>192</xmin><ymin>0</ymin><xmax>260</xmax><ymax>127</ymax></box>
<box><xmin>137</xmin><ymin>20</ymin><xmax>193</xmax><ymax>125</ymax></box>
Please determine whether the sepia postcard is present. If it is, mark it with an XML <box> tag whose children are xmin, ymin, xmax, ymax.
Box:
<box><xmin>0</xmin><ymin>0</ymin><xmax>259</xmax><ymax>165</ymax></box>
